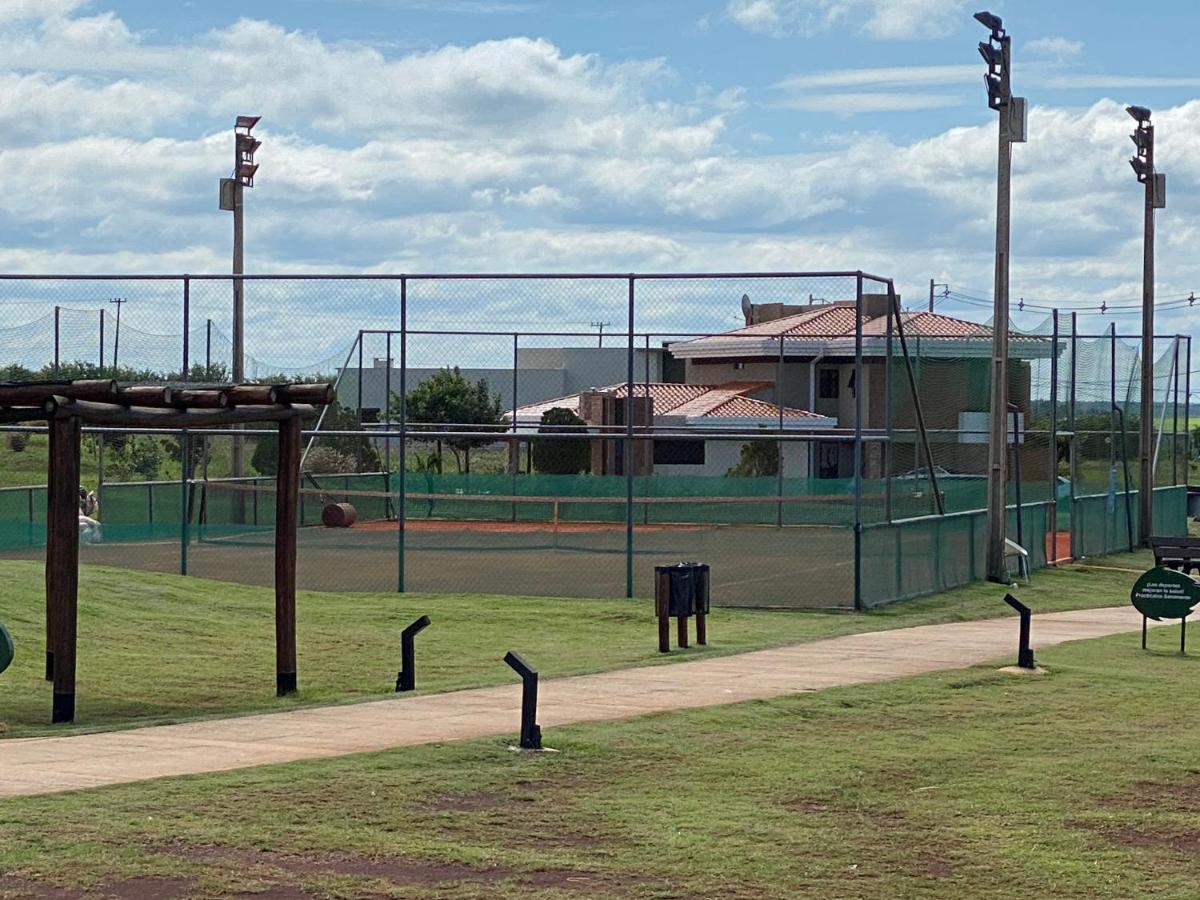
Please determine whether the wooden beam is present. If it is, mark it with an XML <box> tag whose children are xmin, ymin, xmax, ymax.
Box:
<box><xmin>54</xmin><ymin>398</ymin><xmax>315</xmax><ymax>428</ymax></box>
<box><xmin>274</xmin><ymin>414</ymin><xmax>301</xmax><ymax>696</ymax></box>
<box><xmin>0</xmin><ymin>379</ymin><xmax>116</xmax><ymax>406</ymax></box>
<box><xmin>163</xmin><ymin>388</ymin><xmax>229</xmax><ymax>409</ymax></box>
<box><xmin>116</xmin><ymin>386</ymin><xmax>171</xmax><ymax>407</ymax></box>
<box><xmin>273</xmin><ymin>383</ymin><xmax>335</xmax><ymax>406</ymax></box>
<box><xmin>226</xmin><ymin>385</ymin><xmax>278</xmax><ymax>406</ymax></box>
<box><xmin>46</xmin><ymin>415</ymin><xmax>80</xmax><ymax>724</ymax></box>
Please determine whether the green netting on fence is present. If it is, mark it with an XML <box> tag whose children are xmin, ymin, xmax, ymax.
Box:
<box><xmin>859</xmin><ymin>501</ymin><xmax>1051</xmax><ymax>608</ymax></box>
<box><xmin>1073</xmin><ymin>485</ymin><xmax>1187</xmax><ymax>558</ymax></box>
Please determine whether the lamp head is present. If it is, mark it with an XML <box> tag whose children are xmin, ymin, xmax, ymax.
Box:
<box><xmin>1126</xmin><ymin>105</ymin><xmax>1152</xmax><ymax>124</ymax></box>
<box><xmin>974</xmin><ymin>10</ymin><xmax>1003</xmax><ymax>33</ymax></box>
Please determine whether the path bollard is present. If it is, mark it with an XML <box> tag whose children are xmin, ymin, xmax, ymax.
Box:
<box><xmin>396</xmin><ymin>615</ymin><xmax>431</xmax><ymax>692</ymax></box>
<box><xmin>1003</xmin><ymin>594</ymin><xmax>1035</xmax><ymax>669</ymax></box>
<box><xmin>503</xmin><ymin>650</ymin><xmax>542</xmax><ymax>750</ymax></box>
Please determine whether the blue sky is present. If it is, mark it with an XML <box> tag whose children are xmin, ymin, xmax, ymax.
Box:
<box><xmin>1</xmin><ymin>0</ymin><xmax>1199</xmax><ymax>364</ymax></box>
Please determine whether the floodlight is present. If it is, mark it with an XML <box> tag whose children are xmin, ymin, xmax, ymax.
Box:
<box><xmin>1126</xmin><ymin>105</ymin><xmax>1152</xmax><ymax>123</ymax></box>
<box><xmin>1129</xmin><ymin>157</ymin><xmax>1152</xmax><ymax>180</ymax></box>
<box><xmin>978</xmin><ymin>41</ymin><xmax>1003</xmax><ymax>69</ymax></box>
<box><xmin>974</xmin><ymin>10</ymin><xmax>1003</xmax><ymax>33</ymax></box>
<box><xmin>1130</xmin><ymin>130</ymin><xmax>1150</xmax><ymax>153</ymax></box>
<box><xmin>237</xmin><ymin>162</ymin><xmax>259</xmax><ymax>186</ymax></box>
<box><xmin>984</xmin><ymin>72</ymin><xmax>1007</xmax><ymax>108</ymax></box>
<box><xmin>237</xmin><ymin>134</ymin><xmax>262</xmax><ymax>156</ymax></box>
<box><xmin>235</xmin><ymin>115</ymin><xmax>261</xmax><ymax>132</ymax></box>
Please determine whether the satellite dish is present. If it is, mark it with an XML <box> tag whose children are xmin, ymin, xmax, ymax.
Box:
<box><xmin>741</xmin><ymin>293</ymin><xmax>752</xmax><ymax>324</ymax></box>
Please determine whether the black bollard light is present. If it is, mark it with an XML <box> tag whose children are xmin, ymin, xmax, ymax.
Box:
<box><xmin>1003</xmin><ymin>593</ymin><xmax>1035</xmax><ymax>669</ymax></box>
<box><xmin>395</xmin><ymin>615</ymin><xmax>431</xmax><ymax>692</ymax></box>
<box><xmin>503</xmin><ymin>650</ymin><xmax>542</xmax><ymax>750</ymax></box>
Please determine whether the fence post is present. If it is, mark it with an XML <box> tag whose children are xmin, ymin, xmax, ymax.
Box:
<box><xmin>626</xmin><ymin>275</ymin><xmax>635</xmax><ymax>600</ymax></box>
<box><xmin>182</xmin><ymin>275</ymin><xmax>190</xmax><ymax>380</ymax></box>
<box><xmin>511</xmin><ymin>331</ymin><xmax>519</xmax><ymax>522</ymax></box>
<box><xmin>1173</xmin><ymin>336</ymin><xmax>1181</xmax><ymax>488</ymax></box>
<box><xmin>53</xmin><ymin>306</ymin><xmax>60</xmax><ymax>376</ymax></box>
<box><xmin>205</xmin><ymin>319</ymin><xmax>212</xmax><ymax>380</ymax></box>
<box><xmin>1049</xmin><ymin>310</ymin><xmax>1059</xmax><ymax>562</ymax></box>
<box><xmin>180</xmin><ymin>430</ymin><xmax>190</xmax><ymax>576</ymax></box>
<box><xmin>99</xmin><ymin>308</ymin><xmax>104</xmax><ymax>370</ymax></box>
<box><xmin>884</xmin><ymin>287</ymin><xmax>893</xmax><ymax>523</ymax></box>
<box><xmin>1187</xmin><ymin>337</ymin><xmax>1193</xmax><ymax>478</ymax></box>
<box><xmin>398</xmin><ymin>277</ymin><xmax>407</xmax><ymax>593</ymax></box>
<box><xmin>777</xmin><ymin>334</ymin><xmax>784</xmax><ymax>528</ymax></box>
<box><xmin>355</xmin><ymin>329</ymin><xmax>364</xmax><ymax>473</ymax></box>
<box><xmin>853</xmin><ymin>273</ymin><xmax>864</xmax><ymax>611</ymax></box>
<box><xmin>1069</xmin><ymin>313</ymin><xmax>1078</xmax><ymax>559</ymax></box>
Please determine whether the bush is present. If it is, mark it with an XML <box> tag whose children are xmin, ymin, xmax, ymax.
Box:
<box><xmin>302</xmin><ymin>446</ymin><xmax>355</xmax><ymax>474</ymax></box>
<box><xmin>727</xmin><ymin>440</ymin><xmax>779</xmax><ymax>477</ymax></box>
<box><xmin>532</xmin><ymin>407</ymin><xmax>590</xmax><ymax>474</ymax></box>
<box><xmin>6</xmin><ymin>433</ymin><xmax>27</xmax><ymax>453</ymax></box>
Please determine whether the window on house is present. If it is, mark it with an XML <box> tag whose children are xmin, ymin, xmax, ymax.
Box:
<box><xmin>818</xmin><ymin>369</ymin><xmax>840</xmax><ymax>400</ymax></box>
<box><xmin>653</xmin><ymin>439</ymin><xmax>706</xmax><ymax>466</ymax></box>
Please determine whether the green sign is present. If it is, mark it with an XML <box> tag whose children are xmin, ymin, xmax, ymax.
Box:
<box><xmin>1131</xmin><ymin>567</ymin><xmax>1200</xmax><ymax>621</ymax></box>
<box><xmin>0</xmin><ymin>623</ymin><xmax>12</xmax><ymax>676</ymax></box>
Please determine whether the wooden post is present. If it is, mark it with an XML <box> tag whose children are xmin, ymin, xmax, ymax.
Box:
<box><xmin>655</xmin><ymin>568</ymin><xmax>670</xmax><ymax>653</ymax></box>
<box><xmin>274</xmin><ymin>414</ymin><xmax>301</xmax><ymax>696</ymax></box>
<box><xmin>47</xmin><ymin>414</ymin><xmax>81</xmax><ymax>723</ymax></box>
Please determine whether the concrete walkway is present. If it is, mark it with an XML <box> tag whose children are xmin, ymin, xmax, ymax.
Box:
<box><xmin>0</xmin><ymin>606</ymin><xmax>1155</xmax><ymax>798</ymax></box>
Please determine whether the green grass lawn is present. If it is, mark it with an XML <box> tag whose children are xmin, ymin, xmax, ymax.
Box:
<box><xmin>0</xmin><ymin>551</ymin><xmax>1154</xmax><ymax>738</ymax></box>
<box><xmin>1</xmin><ymin>630</ymin><xmax>1196</xmax><ymax>899</ymax></box>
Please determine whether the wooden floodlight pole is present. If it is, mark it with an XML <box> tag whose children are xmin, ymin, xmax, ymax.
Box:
<box><xmin>274</xmin><ymin>414</ymin><xmax>301</xmax><ymax>696</ymax></box>
<box><xmin>46</xmin><ymin>414</ymin><xmax>81</xmax><ymax>723</ymax></box>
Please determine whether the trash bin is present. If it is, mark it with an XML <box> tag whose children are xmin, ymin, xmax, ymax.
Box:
<box><xmin>654</xmin><ymin>562</ymin><xmax>710</xmax><ymax>652</ymax></box>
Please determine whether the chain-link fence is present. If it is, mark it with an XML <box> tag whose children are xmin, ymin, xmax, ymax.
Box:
<box><xmin>0</xmin><ymin>274</ymin><xmax>1189</xmax><ymax>609</ymax></box>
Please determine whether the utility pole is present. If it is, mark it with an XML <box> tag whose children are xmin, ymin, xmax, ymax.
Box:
<box><xmin>976</xmin><ymin>11</ymin><xmax>1028</xmax><ymax>583</ymax></box>
<box><xmin>108</xmin><ymin>298</ymin><xmax>125</xmax><ymax>372</ymax></box>
<box><xmin>928</xmin><ymin>280</ymin><xmax>948</xmax><ymax>313</ymax></box>
<box><xmin>591</xmin><ymin>321</ymin><xmax>612</xmax><ymax>348</ymax></box>
<box><xmin>1128</xmin><ymin>105</ymin><xmax>1166</xmax><ymax>544</ymax></box>
<box><xmin>219</xmin><ymin>116</ymin><xmax>261</xmax><ymax>494</ymax></box>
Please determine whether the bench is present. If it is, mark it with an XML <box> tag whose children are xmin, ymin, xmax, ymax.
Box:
<box><xmin>1149</xmin><ymin>536</ymin><xmax>1200</xmax><ymax>577</ymax></box>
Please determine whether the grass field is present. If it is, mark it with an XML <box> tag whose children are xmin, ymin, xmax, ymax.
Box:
<box><xmin>0</xmin><ymin>551</ymin><xmax>1152</xmax><ymax>738</ymax></box>
<box><xmin>1</xmin><ymin>630</ymin><xmax>1196</xmax><ymax>898</ymax></box>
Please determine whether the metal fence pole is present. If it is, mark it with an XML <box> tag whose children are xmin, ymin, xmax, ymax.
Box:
<box><xmin>853</xmin><ymin>273</ymin><xmax>864</xmax><ymax>611</ymax></box>
<box><xmin>1173</xmin><ymin>336</ymin><xmax>1181</xmax><ymax>487</ymax></box>
<box><xmin>1187</xmin><ymin>336</ymin><xmax>1193</xmax><ymax>479</ymax></box>
<box><xmin>205</xmin><ymin>319</ymin><xmax>212</xmax><ymax>379</ymax></box>
<box><xmin>399</xmin><ymin>278</ymin><xmax>407</xmax><ymax>593</ymax></box>
<box><xmin>1069</xmin><ymin>312</ymin><xmax>1078</xmax><ymax>559</ymax></box>
<box><xmin>776</xmin><ymin>334</ymin><xmax>784</xmax><ymax>528</ymax></box>
<box><xmin>180</xmin><ymin>430</ymin><xmax>190</xmax><ymax>576</ymax></box>
<box><xmin>1049</xmin><ymin>310</ymin><xmax>1059</xmax><ymax>561</ymax></box>
<box><xmin>884</xmin><ymin>285</ymin><xmax>893</xmax><ymax>523</ymax></box>
<box><xmin>182</xmin><ymin>276</ymin><xmax>190</xmax><ymax>381</ymax></box>
<box><xmin>385</xmin><ymin>330</ymin><xmax>393</xmax><ymax>510</ymax></box>
<box><xmin>511</xmin><ymin>331</ymin><xmax>519</xmax><ymax>522</ymax></box>
<box><xmin>644</xmin><ymin>331</ymin><xmax>651</xmax><ymax>526</ymax></box>
<box><xmin>99</xmin><ymin>309</ymin><xmax>105</xmax><ymax>370</ymax></box>
<box><xmin>626</xmin><ymin>276</ymin><xmax>635</xmax><ymax>599</ymax></box>
<box><xmin>356</xmin><ymin>329</ymin><xmax>364</xmax><ymax>473</ymax></box>
<box><xmin>53</xmin><ymin>306</ymin><xmax>60</xmax><ymax>376</ymax></box>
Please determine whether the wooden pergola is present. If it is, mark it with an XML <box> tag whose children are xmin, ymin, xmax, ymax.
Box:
<box><xmin>0</xmin><ymin>379</ymin><xmax>334</xmax><ymax>724</ymax></box>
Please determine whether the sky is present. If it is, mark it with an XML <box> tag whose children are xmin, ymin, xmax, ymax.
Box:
<box><xmin>1</xmin><ymin>0</ymin><xmax>1199</xmax><ymax>365</ymax></box>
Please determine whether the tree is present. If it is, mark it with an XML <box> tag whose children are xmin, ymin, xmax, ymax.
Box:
<box><xmin>532</xmin><ymin>407</ymin><xmax>589</xmax><ymax>474</ymax></box>
<box><xmin>726</xmin><ymin>440</ymin><xmax>779</xmax><ymax>477</ymax></box>
<box><xmin>391</xmin><ymin>367</ymin><xmax>504</xmax><ymax>474</ymax></box>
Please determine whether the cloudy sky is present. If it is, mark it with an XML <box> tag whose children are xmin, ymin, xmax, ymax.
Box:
<box><xmin>1</xmin><ymin>0</ymin><xmax>1199</xmax><ymax>365</ymax></box>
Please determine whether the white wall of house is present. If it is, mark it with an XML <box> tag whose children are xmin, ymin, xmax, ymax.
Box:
<box><xmin>654</xmin><ymin>437</ymin><xmax>812</xmax><ymax>479</ymax></box>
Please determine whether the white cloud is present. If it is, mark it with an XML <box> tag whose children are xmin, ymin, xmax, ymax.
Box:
<box><xmin>776</xmin><ymin>91</ymin><xmax>961</xmax><ymax>113</ymax></box>
<box><xmin>1026</xmin><ymin>36</ymin><xmax>1084</xmax><ymax>61</ymax></box>
<box><xmin>0</xmin><ymin>0</ymin><xmax>89</xmax><ymax>25</ymax></box>
<box><xmin>726</xmin><ymin>0</ymin><xmax>964</xmax><ymax>40</ymax></box>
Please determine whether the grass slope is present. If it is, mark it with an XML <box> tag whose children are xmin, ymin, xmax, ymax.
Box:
<box><xmin>1</xmin><ymin>631</ymin><xmax>1197</xmax><ymax>898</ymax></box>
<box><xmin>0</xmin><ymin>552</ymin><xmax>1153</xmax><ymax>738</ymax></box>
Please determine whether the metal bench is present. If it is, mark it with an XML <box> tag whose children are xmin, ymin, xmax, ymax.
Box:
<box><xmin>1149</xmin><ymin>536</ymin><xmax>1200</xmax><ymax>577</ymax></box>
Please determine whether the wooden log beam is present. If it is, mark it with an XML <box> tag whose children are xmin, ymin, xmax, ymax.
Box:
<box><xmin>53</xmin><ymin>398</ymin><xmax>315</xmax><ymax>428</ymax></box>
<box><xmin>274</xmin><ymin>415</ymin><xmax>301</xmax><ymax>696</ymax></box>
<box><xmin>163</xmin><ymin>388</ymin><xmax>229</xmax><ymax>409</ymax></box>
<box><xmin>273</xmin><ymin>383</ymin><xmax>335</xmax><ymax>406</ymax></box>
<box><xmin>225</xmin><ymin>385</ymin><xmax>278</xmax><ymax>406</ymax></box>
<box><xmin>46</xmin><ymin>415</ymin><xmax>81</xmax><ymax>724</ymax></box>
<box><xmin>0</xmin><ymin>379</ymin><xmax>116</xmax><ymax>406</ymax></box>
<box><xmin>116</xmin><ymin>386</ymin><xmax>171</xmax><ymax>407</ymax></box>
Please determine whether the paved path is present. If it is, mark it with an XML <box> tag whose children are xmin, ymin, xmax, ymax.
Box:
<box><xmin>0</xmin><ymin>606</ymin><xmax>1155</xmax><ymax>798</ymax></box>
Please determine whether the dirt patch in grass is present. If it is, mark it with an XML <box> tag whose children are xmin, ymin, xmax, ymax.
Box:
<box><xmin>1088</xmin><ymin>823</ymin><xmax>1200</xmax><ymax>854</ymax></box>
<box><xmin>422</xmin><ymin>790</ymin><xmax>524</xmax><ymax>813</ymax></box>
<box><xmin>0</xmin><ymin>878</ymin><xmax>85</xmax><ymax>899</ymax></box>
<box><xmin>99</xmin><ymin>878</ymin><xmax>198</xmax><ymax>900</ymax></box>
<box><xmin>1103</xmin><ymin>777</ymin><xmax>1200</xmax><ymax>814</ymax></box>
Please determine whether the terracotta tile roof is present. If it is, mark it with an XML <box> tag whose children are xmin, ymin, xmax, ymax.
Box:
<box><xmin>860</xmin><ymin>311</ymin><xmax>990</xmax><ymax>338</ymax></box>
<box><xmin>508</xmin><ymin>381</ymin><xmax>824</xmax><ymax>423</ymax></box>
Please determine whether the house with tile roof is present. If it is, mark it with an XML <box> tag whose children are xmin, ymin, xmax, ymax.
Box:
<box><xmin>668</xmin><ymin>294</ymin><xmax>1054</xmax><ymax>479</ymax></box>
<box><xmin>506</xmin><ymin>380</ymin><xmax>834</xmax><ymax>477</ymax></box>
